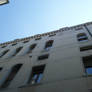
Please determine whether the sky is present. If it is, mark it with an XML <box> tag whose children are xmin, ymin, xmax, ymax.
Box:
<box><xmin>0</xmin><ymin>0</ymin><xmax>92</xmax><ymax>43</ymax></box>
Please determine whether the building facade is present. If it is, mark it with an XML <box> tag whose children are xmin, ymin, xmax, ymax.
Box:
<box><xmin>0</xmin><ymin>22</ymin><xmax>92</xmax><ymax>92</ymax></box>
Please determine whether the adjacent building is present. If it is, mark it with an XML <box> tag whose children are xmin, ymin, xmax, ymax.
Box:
<box><xmin>0</xmin><ymin>22</ymin><xmax>92</xmax><ymax>92</ymax></box>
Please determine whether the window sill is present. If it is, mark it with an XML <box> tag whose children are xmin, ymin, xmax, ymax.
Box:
<box><xmin>19</xmin><ymin>83</ymin><xmax>42</xmax><ymax>88</ymax></box>
<box><xmin>87</xmin><ymin>75</ymin><xmax>92</xmax><ymax>77</ymax></box>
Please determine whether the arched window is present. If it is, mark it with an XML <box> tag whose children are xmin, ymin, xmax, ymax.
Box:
<box><xmin>27</xmin><ymin>44</ymin><xmax>36</xmax><ymax>53</ymax></box>
<box><xmin>1</xmin><ymin>64</ymin><xmax>23</xmax><ymax>88</ymax></box>
<box><xmin>77</xmin><ymin>33</ymin><xmax>88</xmax><ymax>41</ymax></box>
<box><xmin>44</xmin><ymin>40</ymin><xmax>54</xmax><ymax>51</ymax></box>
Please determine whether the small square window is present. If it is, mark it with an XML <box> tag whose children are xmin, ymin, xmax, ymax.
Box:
<box><xmin>12</xmin><ymin>43</ymin><xmax>17</xmax><ymax>46</ymax></box>
<box><xmin>38</xmin><ymin>54</ymin><xmax>49</xmax><ymax>60</ymax></box>
<box><xmin>78</xmin><ymin>37</ymin><xmax>88</xmax><ymax>42</ymax></box>
<box><xmin>35</xmin><ymin>37</ymin><xmax>41</xmax><ymax>40</ymax></box>
<box><xmin>80</xmin><ymin>45</ymin><xmax>92</xmax><ymax>51</ymax></box>
<box><xmin>77</xmin><ymin>33</ymin><xmax>88</xmax><ymax>42</ymax></box>
<box><xmin>23</xmin><ymin>40</ymin><xmax>29</xmax><ymax>43</ymax></box>
<box><xmin>49</xmin><ymin>34</ymin><xmax>56</xmax><ymax>37</ymax></box>
<box><xmin>75</xmin><ymin>27</ymin><xmax>83</xmax><ymax>31</ymax></box>
<box><xmin>44</xmin><ymin>40</ymin><xmax>54</xmax><ymax>51</ymax></box>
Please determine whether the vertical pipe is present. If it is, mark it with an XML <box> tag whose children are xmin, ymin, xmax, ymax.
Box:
<box><xmin>84</xmin><ymin>24</ymin><xmax>92</xmax><ymax>37</ymax></box>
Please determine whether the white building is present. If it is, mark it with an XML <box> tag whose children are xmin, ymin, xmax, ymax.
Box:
<box><xmin>0</xmin><ymin>22</ymin><xmax>92</xmax><ymax>92</ymax></box>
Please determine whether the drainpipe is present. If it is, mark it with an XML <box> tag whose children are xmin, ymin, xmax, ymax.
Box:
<box><xmin>84</xmin><ymin>24</ymin><xmax>92</xmax><ymax>37</ymax></box>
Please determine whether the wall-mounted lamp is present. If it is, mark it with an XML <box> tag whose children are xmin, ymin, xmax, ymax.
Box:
<box><xmin>0</xmin><ymin>0</ymin><xmax>9</xmax><ymax>5</ymax></box>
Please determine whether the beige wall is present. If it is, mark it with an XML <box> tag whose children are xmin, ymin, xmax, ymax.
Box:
<box><xmin>0</xmin><ymin>23</ymin><xmax>92</xmax><ymax>92</ymax></box>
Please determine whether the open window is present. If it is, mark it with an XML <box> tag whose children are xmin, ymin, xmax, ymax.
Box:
<box><xmin>77</xmin><ymin>33</ymin><xmax>88</xmax><ymax>42</ymax></box>
<box><xmin>44</xmin><ymin>40</ymin><xmax>54</xmax><ymax>51</ymax></box>
<box><xmin>27</xmin><ymin>64</ymin><xmax>45</xmax><ymax>84</ymax></box>
<box><xmin>1</xmin><ymin>64</ymin><xmax>22</xmax><ymax>88</ymax></box>
<box><xmin>82</xmin><ymin>55</ymin><xmax>92</xmax><ymax>75</ymax></box>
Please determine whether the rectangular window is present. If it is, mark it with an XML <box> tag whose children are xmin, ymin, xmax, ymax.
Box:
<box><xmin>27</xmin><ymin>64</ymin><xmax>45</xmax><ymax>84</ymax></box>
<box><xmin>80</xmin><ymin>45</ymin><xmax>92</xmax><ymax>51</ymax></box>
<box><xmin>78</xmin><ymin>37</ymin><xmax>88</xmax><ymax>41</ymax></box>
<box><xmin>12</xmin><ymin>43</ymin><xmax>17</xmax><ymax>46</ymax></box>
<box><xmin>1</xmin><ymin>45</ymin><xmax>7</xmax><ymax>48</ymax></box>
<box><xmin>44</xmin><ymin>40</ymin><xmax>54</xmax><ymax>51</ymax></box>
<box><xmin>49</xmin><ymin>34</ymin><xmax>56</xmax><ymax>37</ymax></box>
<box><xmin>0</xmin><ymin>49</ymin><xmax>9</xmax><ymax>58</ymax></box>
<box><xmin>1</xmin><ymin>64</ymin><xmax>22</xmax><ymax>88</ymax></box>
<box><xmin>38</xmin><ymin>54</ymin><xmax>49</xmax><ymax>60</ymax></box>
<box><xmin>77</xmin><ymin>33</ymin><xmax>88</xmax><ymax>42</ymax></box>
<box><xmin>13</xmin><ymin>47</ymin><xmax>23</xmax><ymax>56</ymax></box>
<box><xmin>23</xmin><ymin>40</ymin><xmax>29</xmax><ymax>43</ymax></box>
<box><xmin>75</xmin><ymin>27</ymin><xmax>83</xmax><ymax>31</ymax></box>
<box><xmin>35</xmin><ymin>37</ymin><xmax>41</xmax><ymax>40</ymax></box>
<box><xmin>82</xmin><ymin>55</ymin><xmax>92</xmax><ymax>75</ymax></box>
<box><xmin>27</xmin><ymin>44</ymin><xmax>36</xmax><ymax>54</ymax></box>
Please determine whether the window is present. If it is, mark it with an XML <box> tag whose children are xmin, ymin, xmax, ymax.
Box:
<box><xmin>27</xmin><ymin>44</ymin><xmax>36</xmax><ymax>54</ymax></box>
<box><xmin>12</xmin><ymin>43</ymin><xmax>17</xmax><ymax>46</ymax></box>
<box><xmin>80</xmin><ymin>45</ymin><xmax>92</xmax><ymax>51</ymax></box>
<box><xmin>44</xmin><ymin>40</ymin><xmax>54</xmax><ymax>51</ymax></box>
<box><xmin>75</xmin><ymin>27</ymin><xmax>83</xmax><ymax>31</ymax></box>
<box><xmin>23</xmin><ymin>40</ymin><xmax>29</xmax><ymax>43</ymax></box>
<box><xmin>1</xmin><ymin>45</ymin><xmax>7</xmax><ymax>48</ymax></box>
<box><xmin>27</xmin><ymin>64</ymin><xmax>45</xmax><ymax>84</ymax></box>
<box><xmin>1</xmin><ymin>64</ymin><xmax>22</xmax><ymax>88</ymax></box>
<box><xmin>38</xmin><ymin>54</ymin><xmax>49</xmax><ymax>60</ymax></box>
<box><xmin>82</xmin><ymin>55</ymin><xmax>92</xmax><ymax>75</ymax></box>
<box><xmin>0</xmin><ymin>49</ymin><xmax>9</xmax><ymax>58</ymax></box>
<box><xmin>35</xmin><ymin>37</ymin><xmax>41</xmax><ymax>40</ymax></box>
<box><xmin>12</xmin><ymin>47</ymin><xmax>23</xmax><ymax>56</ymax></box>
<box><xmin>0</xmin><ymin>67</ymin><xmax>2</xmax><ymax>71</ymax></box>
<box><xmin>49</xmin><ymin>34</ymin><xmax>56</xmax><ymax>37</ymax></box>
<box><xmin>77</xmin><ymin>33</ymin><xmax>88</xmax><ymax>42</ymax></box>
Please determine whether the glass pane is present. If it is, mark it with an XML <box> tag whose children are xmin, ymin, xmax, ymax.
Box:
<box><xmin>37</xmin><ymin>73</ymin><xmax>43</xmax><ymax>83</ymax></box>
<box><xmin>86</xmin><ymin>68</ymin><xmax>92</xmax><ymax>75</ymax></box>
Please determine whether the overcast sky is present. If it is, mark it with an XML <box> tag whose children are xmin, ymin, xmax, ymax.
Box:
<box><xmin>0</xmin><ymin>0</ymin><xmax>92</xmax><ymax>43</ymax></box>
